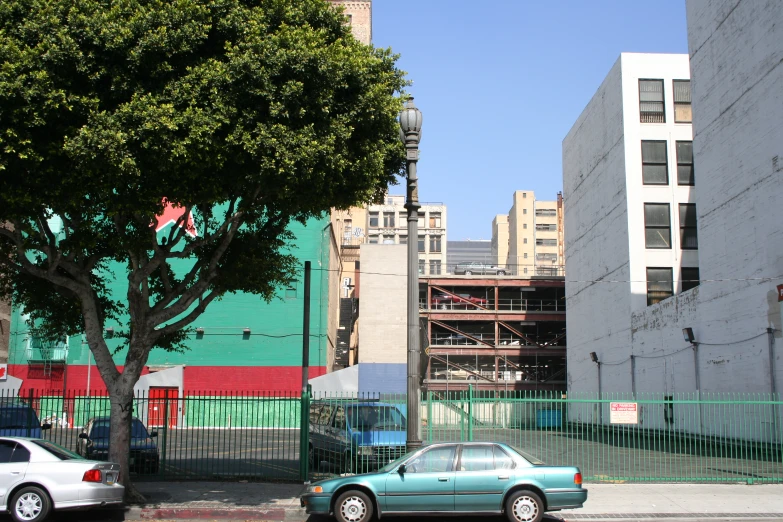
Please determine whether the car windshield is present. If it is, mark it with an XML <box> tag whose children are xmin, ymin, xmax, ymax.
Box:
<box><xmin>0</xmin><ymin>408</ymin><xmax>40</xmax><ymax>429</ymax></box>
<box><xmin>347</xmin><ymin>406</ymin><xmax>406</xmax><ymax>431</ymax></box>
<box><xmin>508</xmin><ymin>445</ymin><xmax>545</xmax><ymax>465</ymax></box>
<box><xmin>379</xmin><ymin>450</ymin><xmax>417</xmax><ymax>472</ymax></box>
<box><xmin>91</xmin><ymin>419</ymin><xmax>150</xmax><ymax>439</ymax></box>
<box><xmin>31</xmin><ymin>440</ymin><xmax>83</xmax><ymax>460</ymax></box>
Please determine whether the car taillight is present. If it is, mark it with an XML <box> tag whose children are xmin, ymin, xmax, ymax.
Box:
<box><xmin>83</xmin><ymin>469</ymin><xmax>102</xmax><ymax>483</ymax></box>
<box><xmin>574</xmin><ymin>472</ymin><xmax>582</xmax><ymax>485</ymax></box>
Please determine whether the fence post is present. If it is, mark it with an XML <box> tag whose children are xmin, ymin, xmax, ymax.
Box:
<box><xmin>161</xmin><ymin>391</ymin><xmax>169</xmax><ymax>477</ymax></box>
<box><xmin>299</xmin><ymin>390</ymin><xmax>310</xmax><ymax>481</ymax></box>
<box><xmin>467</xmin><ymin>384</ymin><xmax>474</xmax><ymax>442</ymax></box>
<box><xmin>427</xmin><ymin>390</ymin><xmax>433</xmax><ymax>442</ymax></box>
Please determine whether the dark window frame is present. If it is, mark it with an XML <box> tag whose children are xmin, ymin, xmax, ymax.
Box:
<box><xmin>429</xmin><ymin>235</ymin><xmax>442</xmax><ymax>253</ymax></box>
<box><xmin>642</xmin><ymin>140</ymin><xmax>669</xmax><ymax>185</ymax></box>
<box><xmin>644</xmin><ymin>203</ymin><xmax>672</xmax><ymax>249</ymax></box>
<box><xmin>647</xmin><ymin>267</ymin><xmax>673</xmax><ymax>306</ymax></box>
<box><xmin>676</xmin><ymin>141</ymin><xmax>694</xmax><ymax>186</ymax></box>
<box><xmin>639</xmin><ymin>79</ymin><xmax>666</xmax><ymax>123</ymax></box>
<box><xmin>679</xmin><ymin>203</ymin><xmax>698</xmax><ymax>250</ymax></box>
<box><xmin>681</xmin><ymin>267</ymin><xmax>700</xmax><ymax>292</ymax></box>
<box><xmin>673</xmin><ymin>80</ymin><xmax>692</xmax><ymax>123</ymax></box>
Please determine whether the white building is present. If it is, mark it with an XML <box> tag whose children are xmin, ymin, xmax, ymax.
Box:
<box><xmin>365</xmin><ymin>195</ymin><xmax>447</xmax><ymax>276</ymax></box>
<box><xmin>563</xmin><ymin>53</ymin><xmax>697</xmax><ymax>395</ymax></box>
<box><xmin>564</xmin><ymin>2</ymin><xmax>783</xmax><ymax>411</ymax></box>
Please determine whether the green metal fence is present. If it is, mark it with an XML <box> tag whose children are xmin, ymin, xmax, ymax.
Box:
<box><xmin>2</xmin><ymin>389</ymin><xmax>781</xmax><ymax>483</ymax></box>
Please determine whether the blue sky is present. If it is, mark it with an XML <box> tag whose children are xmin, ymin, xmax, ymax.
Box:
<box><xmin>372</xmin><ymin>0</ymin><xmax>689</xmax><ymax>240</ymax></box>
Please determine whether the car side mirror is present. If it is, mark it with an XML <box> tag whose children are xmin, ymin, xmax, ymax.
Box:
<box><xmin>398</xmin><ymin>464</ymin><xmax>406</xmax><ymax>474</ymax></box>
<box><xmin>150</xmin><ymin>431</ymin><xmax>158</xmax><ymax>438</ymax></box>
<box><xmin>78</xmin><ymin>433</ymin><xmax>89</xmax><ymax>439</ymax></box>
<box><xmin>41</xmin><ymin>423</ymin><xmax>52</xmax><ymax>431</ymax></box>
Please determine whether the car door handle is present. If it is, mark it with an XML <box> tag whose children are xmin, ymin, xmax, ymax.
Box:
<box><xmin>11</xmin><ymin>471</ymin><xmax>20</xmax><ymax>475</ymax></box>
<box><xmin>438</xmin><ymin>477</ymin><xmax>449</xmax><ymax>482</ymax></box>
<box><xmin>498</xmin><ymin>475</ymin><xmax>509</xmax><ymax>480</ymax></box>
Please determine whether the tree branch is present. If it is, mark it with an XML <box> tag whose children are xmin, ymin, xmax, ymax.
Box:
<box><xmin>153</xmin><ymin>290</ymin><xmax>219</xmax><ymax>339</ymax></box>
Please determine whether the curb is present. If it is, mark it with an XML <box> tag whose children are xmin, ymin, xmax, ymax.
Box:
<box><xmin>123</xmin><ymin>504</ymin><xmax>305</xmax><ymax>521</ymax></box>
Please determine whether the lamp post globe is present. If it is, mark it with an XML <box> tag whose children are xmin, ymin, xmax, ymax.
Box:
<box><xmin>399</xmin><ymin>97</ymin><xmax>423</xmax><ymax>452</ymax></box>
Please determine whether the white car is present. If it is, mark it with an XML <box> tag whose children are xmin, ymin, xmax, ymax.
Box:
<box><xmin>0</xmin><ymin>437</ymin><xmax>123</xmax><ymax>522</ymax></box>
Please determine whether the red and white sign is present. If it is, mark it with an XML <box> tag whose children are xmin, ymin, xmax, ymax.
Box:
<box><xmin>777</xmin><ymin>284</ymin><xmax>783</xmax><ymax>302</ymax></box>
<box><xmin>0</xmin><ymin>364</ymin><xmax>7</xmax><ymax>381</ymax></box>
<box><xmin>610</xmin><ymin>402</ymin><xmax>638</xmax><ymax>424</ymax></box>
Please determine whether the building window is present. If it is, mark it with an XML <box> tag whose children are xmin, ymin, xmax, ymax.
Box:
<box><xmin>418</xmin><ymin>259</ymin><xmax>425</xmax><ymax>275</ymax></box>
<box><xmin>523</xmin><ymin>208</ymin><xmax>527</xmax><ymax>215</ymax></box>
<box><xmin>536</xmin><ymin>223</ymin><xmax>557</xmax><ymax>231</ymax></box>
<box><xmin>523</xmin><ymin>193</ymin><xmax>527</xmax><ymax>198</ymax></box>
<box><xmin>523</xmin><ymin>223</ymin><xmax>527</xmax><ymax>229</ymax></box>
<box><xmin>673</xmin><ymin>80</ymin><xmax>692</xmax><ymax>123</ymax></box>
<box><xmin>523</xmin><ymin>268</ymin><xmax>528</xmax><ymax>274</ymax></box>
<box><xmin>383</xmin><ymin>212</ymin><xmax>395</xmax><ymax>228</ymax></box>
<box><xmin>399</xmin><ymin>235</ymin><xmax>407</xmax><ymax>245</ymax></box>
<box><xmin>681</xmin><ymin>267</ymin><xmax>700</xmax><ymax>292</ymax></box>
<box><xmin>647</xmin><ymin>267</ymin><xmax>673</xmax><ymax>305</ymax></box>
<box><xmin>369</xmin><ymin>212</ymin><xmax>379</xmax><ymax>228</ymax></box>
<box><xmin>523</xmin><ymin>238</ymin><xmax>528</xmax><ymax>244</ymax></box>
<box><xmin>676</xmin><ymin>141</ymin><xmax>694</xmax><ymax>186</ymax></box>
<box><xmin>368</xmin><ymin>235</ymin><xmax>378</xmax><ymax>244</ymax></box>
<box><xmin>418</xmin><ymin>236</ymin><xmax>425</xmax><ymax>253</ymax></box>
<box><xmin>343</xmin><ymin>219</ymin><xmax>353</xmax><ymax>243</ymax></box>
<box><xmin>644</xmin><ymin>203</ymin><xmax>671</xmax><ymax>249</ymax></box>
<box><xmin>679</xmin><ymin>203</ymin><xmax>698</xmax><ymax>249</ymax></box>
<box><xmin>536</xmin><ymin>238</ymin><xmax>557</xmax><ymax>246</ymax></box>
<box><xmin>642</xmin><ymin>141</ymin><xmax>668</xmax><ymax>185</ymax></box>
<box><xmin>429</xmin><ymin>213</ymin><xmax>441</xmax><ymax>228</ymax></box>
<box><xmin>429</xmin><ymin>260</ymin><xmax>441</xmax><ymax>275</ymax></box>
<box><xmin>639</xmin><ymin>79</ymin><xmax>665</xmax><ymax>123</ymax></box>
<box><xmin>381</xmin><ymin>234</ymin><xmax>395</xmax><ymax>244</ymax></box>
<box><xmin>535</xmin><ymin>209</ymin><xmax>557</xmax><ymax>217</ymax></box>
<box><xmin>523</xmin><ymin>253</ymin><xmax>528</xmax><ymax>259</ymax></box>
<box><xmin>285</xmin><ymin>286</ymin><xmax>297</xmax><ymax>299</ymax></box>
<box><xmin>429</xmin><ymin>235</ymin><xmax>442</xmax><ymax>252</ymax></box>
<box><xmin>536</xmin><ymin>253</ymin><xmax>557</xmax><ymax>262</ymax></box>
<box><xmin>417</xmin><ymin>216</ymin><xmax>425</xmax><ymax>228</ymax></box>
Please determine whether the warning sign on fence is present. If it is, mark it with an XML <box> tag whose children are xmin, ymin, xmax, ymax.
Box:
<box><xmin>609</xmin><ymin>402</ymin><xmax>638</xmax><ymax>424</ymax></box>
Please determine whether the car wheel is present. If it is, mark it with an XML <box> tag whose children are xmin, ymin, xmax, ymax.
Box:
<box><xmin>497</xmin><ymin>270</ymin><xmax>506</xmax><ymax>276</ymax></box>
<box><xmin>464</xmin><ymin>270</ymin><xmax>472</xmax><ymax>275</ymax></box>
<box><xmin>11</xmin><ymin>486</ymin><xmax>51</xmax><ymax>522</ymax></box>
<box><xmin>334</xmin><ymin>490</ymin><xmax>373</xmax><ymax>522</ymax></box>
<box><xmin>505</xmin><ymin>490</ymin><xmax>543</xmax><ymax>522</ymax></box>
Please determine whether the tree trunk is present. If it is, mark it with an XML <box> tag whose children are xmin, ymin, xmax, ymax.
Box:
<box><xmin>108</xmin><ymin>384</ymin><xmax>145</xmax><ymax>503</ymax></box>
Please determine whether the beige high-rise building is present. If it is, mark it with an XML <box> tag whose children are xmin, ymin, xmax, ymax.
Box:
<box><xmin>491</xmin><ymin>215</ymin><xmax>509</xmax><ymax>268</ymax></box>
<box><xmin>492</xmin><ymin>191</ymin><xmax>564</xmax><ymax>276</ymax></box>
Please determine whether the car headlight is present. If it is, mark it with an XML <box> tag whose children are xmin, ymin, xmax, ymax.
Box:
<box><xmin>358</xmin><ymin>446</ymin><xmax>373</xmax><ymax>456</ymax></box>
<box><xmin>306</xmin><ymin>485</ymin><xmax>324</xmax><ymax>493</ymax></box>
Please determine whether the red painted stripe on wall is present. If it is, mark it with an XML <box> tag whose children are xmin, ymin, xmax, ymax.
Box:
<box><xmin>8</xmin><ymin>365</ymin><xmax>327</xmax><ymax>395</ymax></box>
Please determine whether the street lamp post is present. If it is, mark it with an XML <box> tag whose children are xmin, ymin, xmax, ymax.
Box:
<box><xmin>399</xmin><ymin>97</ymin><xmax>423</xmax><ymax>452</ymax></box>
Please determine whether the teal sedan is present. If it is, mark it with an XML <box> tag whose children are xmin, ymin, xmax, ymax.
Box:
<box><xmin>301</xmin><ymin>442</ymin><xmax>587</xmax><ymax>522</ymax></box>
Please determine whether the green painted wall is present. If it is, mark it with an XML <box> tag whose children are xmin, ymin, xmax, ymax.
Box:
<box><xmin>9</xmin><ymin>217</ymin><xmax>333</xmax><ymax>369</ymax></box>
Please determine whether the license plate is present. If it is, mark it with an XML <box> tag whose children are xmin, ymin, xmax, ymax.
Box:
<box><xmin>105</xmin><ymin>472</ymin><xmax>118</xmax><ymax>485</ymax></box>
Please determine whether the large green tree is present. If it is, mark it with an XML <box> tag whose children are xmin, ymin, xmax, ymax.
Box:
<box><xmin>0</xmin><ymin>0</ymin><xmax>406</xmax><ymax>499</ymax></box>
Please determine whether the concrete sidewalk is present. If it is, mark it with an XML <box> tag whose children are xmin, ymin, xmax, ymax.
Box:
<box><xmin>117</xmin><ymin>481</ymin><xmax>783</xmax><ymax>521</ymax></box>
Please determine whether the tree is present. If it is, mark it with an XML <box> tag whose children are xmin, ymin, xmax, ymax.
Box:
<box><xmin>0</xmin><ymin>0</ymin><xmax>406</xmax><ymax>500</ymax></box>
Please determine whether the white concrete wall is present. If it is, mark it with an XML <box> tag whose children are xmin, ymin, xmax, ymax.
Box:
<box><xmin>683</xmin><ymin>0</ymin><xmax>783</xmax><ymax>393</ymax></box>
<box><xmin>563</xmin><ymin>57</ymin><xmax>632</xmax><ymax>395</ymax></box>
<box><xmin>357</xmin><ymin>244</ymin><xmax>406</xmax><ymax>364</ymax></box>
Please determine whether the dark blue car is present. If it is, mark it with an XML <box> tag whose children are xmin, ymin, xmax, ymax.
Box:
<box><xmin>309</xmin><ymin>401</ymin><xmax>407</xmax><ymax>474</ymax></box>
<box><xmin>77</xmin><ymin>416</ymin><xmax>159</xmax><ymax>473</ymax></box>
